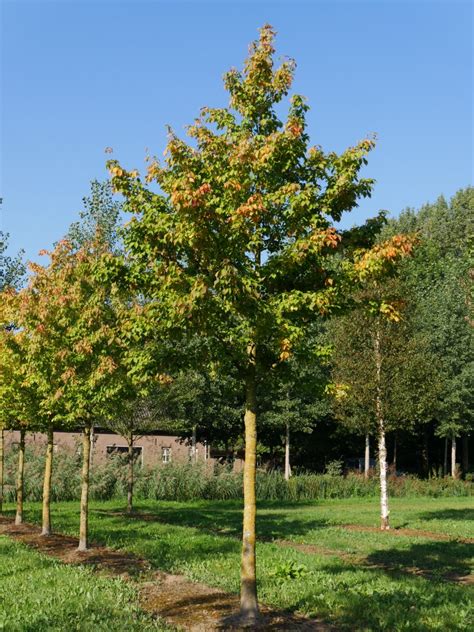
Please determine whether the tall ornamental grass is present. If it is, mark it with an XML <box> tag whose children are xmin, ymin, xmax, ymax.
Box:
<box><xmin>3</xmin><ymin>447</ymin><xmax>472</xmax><ymax>502</ymax></box>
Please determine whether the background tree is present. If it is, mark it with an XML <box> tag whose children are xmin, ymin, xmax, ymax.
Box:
<box><xmin>108</xmin><ymin>25</ymin><xmax>414</xmax><ymax>621</ymax></box>
<box><xmin>0</xmin><ymin>231</ymin><xmax>25</xmax><ymax>291</ymax></box>
<box><xmin>0</xmin><ymin>233</ymin><xmax>25</xmax><ymax>512</ymax></box>
<box><xmin>329</xmin><ymin>281</ymin><xmax>442</xmax><ymax>528</ymax></box>
<box><xmin>383</xmin><ymin>188</ymin><xmax>474</xmax><ymax>477</ymax></box>
<box><xmin>259</xmin><ymin>336</ymin><xmax>330</xmax><ymax>478</ymax></box>
<box><xmin>65</xmin><ymin>180</ymin><xmax>122</xmax><ymax>251</ymax></box>
<box><xmin>106</xmin><ymin>394</ymin><xmax>160</xmax><ymax>514</ymax></box>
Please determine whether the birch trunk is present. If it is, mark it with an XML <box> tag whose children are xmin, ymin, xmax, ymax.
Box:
<box><xmin>451</xmin><ymin>435</ymin><xmax>457</xmax><ymax>479</ymax></box>
<box><xmin>0</xmin><ymin>428</ymin><xmax>4</xmax><ymax>514</ymax></box>
<box><xmin>284</xmin><ymin>422</ymin><xmax>291</xmax><ymax>481</ymax></box>
<box><xmin>127</xmin><ymin>435</ymin><xmax>134</xmax><ymax>515</ymax></box>
<box><xmin>364</xmin><ymin>433</ymin><xmax>370</xmax><ymax>479</ymax></box>
<box><xmin>374</xmin><ymin>322</ymin><xmax>390</xmax><ymax>530</ymax></box>
<box><xmin>240</xmin><ymin>344</ymin><xmax>259</xmax><ymax>622</ymax></box>
<box><xmin>192</xmin><ymin>425</ymin><xmax>197</xmax><ymax>464</ymax></box>
<box><xmin>15</xmin><ymin>429</ymin><xmax>26</xmax><ymax>525</ymax></box>
<box><xmin>78</xmin><ymin>425</ymin><xmax>91</xmax><ymax>551</ymax></box>
<box><xmin>378</xmin><ymin>427</ymin><xmax>389</xmax><ymax>529</ymax></box>
<box><xmin>41</xmin><ymin>427</ymin><xmax>54</xmax><ymax>536</ymax></box>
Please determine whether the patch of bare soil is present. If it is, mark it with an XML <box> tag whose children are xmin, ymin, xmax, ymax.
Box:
<box><xmin>141</xmin><ymin>572</ymin><xmax>328</xmax><ymax>631</ymax></box>
<box><xmin>0</xmin><ymin>516</ymin><xmax>331</xmax><ymax>630</ymax></box>
<box><xmin>0</xmin><ymin>517</ymin><xmax>149</xmax><ymax>577</ymax></box>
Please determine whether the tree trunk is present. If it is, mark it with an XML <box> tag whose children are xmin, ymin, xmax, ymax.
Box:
<box><xmin>15</xmin><ymin>429</ymin><xmax>26</xmax><ymax>525</ymax></box>
<box><xmin>443</xmin><ymin>436</ymin><xmax>448</xmax><ymax>477</ymax></box>
<box><xmin>127</xmin><ymin>435</ymin><xmax>134</xmax><ymax>515</ymax></box>
<box><xmin>374</xmin><ymin>323</ymin><xmax>389</xmax><ymax>530</ymax></box>
<box><xmin>451</xmin><ymin>434</ymin><xmax>457</xmax><ymax>479</ymax></box>
<box><xmin>461</xmin><ymin>434</ymin><xmax>469</xmax><ymax>477</ymax></box>
<box><xmin>284</xmin><ymin>422</ymin><xmax>291</xmax><ymax>481</ymax></box>
<box><xmin>240</xmin><ymin>344</ymin><xmax>259</xmax><ymax>623</ymax></box>
<box><xmin>364</xmin><ymin>433</ymin><xmax>370</xmax><ymax>479</ymax></box>
<box><xmin>378</xmin><ymin>426</ymin><xmax>390</xmax><ymax>529</ymax></box>
<box><xmin>192</xmin><ymin>425</ymin><xmax>197</xmax><ymax>464</ymax></box>
<box><xmin>0</xmin><ymin>428</ymin><xmax>4</xmax><ymax>514</ymax></box>
<box><xmin>392</xmin><ymin>433</ymin><xmax>397</xmax><ymax>471</ymax></box>
<box><xmin>41</xmin><ymin>427</ymin><xmax>54</xmax><ymax>536</ymax></box>
<box><xmin>78</xmin><ymin>425</ymin><xmax>91</xmax><ymax>551</ymax></box>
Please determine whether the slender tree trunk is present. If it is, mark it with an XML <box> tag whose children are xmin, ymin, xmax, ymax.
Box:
<box><xmin>378</xmin><ymin>426</ymin><xmax>390</xmax><ymax>530</ymax></box>
<box><xmin>240</xmin><ymin>344</ymin><xmax>259</xmax><ymax>623</ymax></box>
<box><xmin>127</xmin><ymin>435</ymin><xmax>134</xmax><ymax>515</ymax></box>
<box><xmin>78</xmin><ymin>425</ymin><xmax>91</xmax><ymax>551</ymax></box>
<box><xmin>0</xmin><ymin>428</ymin><xmax>4</xmax><ymax>514</ymax></box>
<box><xmin>364</xmin><ymin>433</ymin><xmax>370</xmax><ymax>479</ymax></box>
<box><xmin>461</xmin><ymin>435</ymin><xmax>469</xmax><ymax>477</ymax></box>
<box><xmin>451</xmin><ymin>434</ymin><xmax>457</xmax><ymax>479</ymax></box>
<box><xmin>41</xmin><ymin>427</ymin><xmax>54</xmax><ymax>536</ymax></box>
<box><xmin>374</xmin><ymin>323</ymin><xmax>389</xmax><ymax>530</ymax></box>
<box><xmin>192</xmin><ymin>425</ymin><xmax>197</xmax><ymax>464</ymax></box>
<box><xmin>15</xmin><ymin>429</ymin><xmax>26</xmax><ymax>525</ymax></box>
<box><xmin>284</xmin><ymin>422</ymin><xmax>291</xmax><ymax>481</ymax></box>
<box><xmin>443</xmin><ymin>436</ymin><xmax>448</xmax><ymax>477</ymax></box>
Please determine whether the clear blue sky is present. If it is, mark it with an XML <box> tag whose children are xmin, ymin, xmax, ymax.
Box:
<box><xmin>2</xmin><ymin>0</ymin><xmax>472</xmax><ymax>263</ymax></box>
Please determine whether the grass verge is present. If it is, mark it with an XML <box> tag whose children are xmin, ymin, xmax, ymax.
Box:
<box><xmin>3</xmin><ymin>496</ymin><xmax>473</xmax><ymax>631</ymax></box>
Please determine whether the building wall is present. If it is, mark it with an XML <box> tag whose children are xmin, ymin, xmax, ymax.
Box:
<box><xmin>3</xmin><ymin>429</ymin><xmax>210</xmax><ymax>468</ymax></box>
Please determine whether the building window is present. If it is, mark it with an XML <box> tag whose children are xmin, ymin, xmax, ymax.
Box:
<box><xmin>162</xmin><ymin>447</ymin><xmax>171</xmax><ymax>463</ymax></box>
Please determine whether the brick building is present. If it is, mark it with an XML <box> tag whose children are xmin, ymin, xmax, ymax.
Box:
<box><xmin>3</xmin><ymin>428</ymin><xmax>211</xmax><ymax>467</ymax></box>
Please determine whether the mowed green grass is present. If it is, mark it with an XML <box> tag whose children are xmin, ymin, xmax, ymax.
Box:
<box><xmin>3</xmin><ymin>496</ymin><xmax>474</xmax><ymax>631</ymax></box>
<box><xmin>0</xmin><ymin>536</ymin><xmax>169</xmax><ymax>631</ymax></box>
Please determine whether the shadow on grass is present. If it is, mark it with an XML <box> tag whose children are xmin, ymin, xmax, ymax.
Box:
<box><xmin>95</xmin><ymin>503</ymin><xmax>330</xmax><ymax>542</ymax></box>
<box><xmin>289</xmin><ymin>560</ymin><xmax>472</xmax><ymax>631</ymax></box>
<box><xmin>366</xmin><ymin>540</ymin><xmax>474</xmax><ymax>579</ymax></box>
<box><xmin>417</xmin><ymin>508</ymin><xmax>474</xmax><ymax>522</ymax></box>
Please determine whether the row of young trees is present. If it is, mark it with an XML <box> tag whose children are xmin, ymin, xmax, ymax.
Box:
<box><xmin>1</xmin><ymin>26</ymin><xmax>471</xmax><ymax>622</ymax></box>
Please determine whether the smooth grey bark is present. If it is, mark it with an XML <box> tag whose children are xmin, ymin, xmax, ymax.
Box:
<box><xmin>284</xmin><ymin>422</ymin><xmax>291</xmax><ymax>481</ymax></box>
<box><xmin>364</xmin><ymin>433</ymin><xmax>370</xmax><ymax>479</ymax></box>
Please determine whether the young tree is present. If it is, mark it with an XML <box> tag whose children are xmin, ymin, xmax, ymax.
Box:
<box><xmin>106</xmin><ymin>395</ymin><xmax>157</xmax><ymax>514</ymax></box>
<box><xmin>329</xmin><ymin>285</ymin><xmax>441</xmax><ymax>528</ymax></box>
<box><xmin>107</xmin><ymin>25</ymin><xmax>414</xmax><ymax>621</ymax></box>
<box><xmin>16</xmin><ymin>238</ymin><xmax>127</xmax><ymax>548</ymax></box>
<box><xmin>259</xmin><ymin>339</ymin><xmax>330</xmax><ymax>478</ymax></box>
<box><xmin>0</xmin><ymin>233</ymin><xmax>25</xmax><ymax>512</ymax></box>
<box><xmin>1</xmin><ymin>289</ymin><xmax>45</xmax><ymax>525</ymax></box>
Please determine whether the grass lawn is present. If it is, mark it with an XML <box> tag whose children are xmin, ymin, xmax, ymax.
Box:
<box><xmin>3</xmin><ymin>496</ymin><xmax>473</xmax><ymax>631</ymax></box>
<box><xmin>0</xmin><ymin>535</ymin><xmax>169</xmax><ymax>631</ymax></box>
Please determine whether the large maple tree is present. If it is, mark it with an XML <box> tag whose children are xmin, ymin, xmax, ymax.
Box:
<box><xmin>107</xmin><ymin>25</ymin><xmax>414</xmax><ymax>621</ymax></box>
